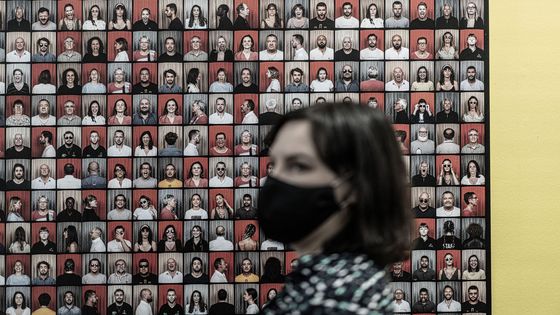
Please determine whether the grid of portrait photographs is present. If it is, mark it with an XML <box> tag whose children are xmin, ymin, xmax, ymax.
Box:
<box><xmin>0</xmin><ymin>0</ymin><xmax>488</xmax><ymax>314</ymax></box>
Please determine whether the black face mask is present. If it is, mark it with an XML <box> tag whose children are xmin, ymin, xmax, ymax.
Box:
<box><xmin>258</xmin><ymin>176</ymin><xmax>344</xmax><ymax>244</ymax></box>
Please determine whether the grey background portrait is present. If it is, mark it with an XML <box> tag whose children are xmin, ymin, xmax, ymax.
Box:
<box><xmin>235</xmin><ymin>282</ymin><xmax>259</xmax><ymax>314</ymax></box>
<box><xmin>462</xmin><ymin>281</ymin><xmax>486</xmax><ymax>303</ymax></box>
<box><xmin>158</xmin><ymin>157</ymin><xmax>184</xmax><ymax>181</ymax></box>
<box><xmin>435</xmin><ymin>29</ymin><xmax>459</xmax><ymax>53</ymax></box>
<box><xmin>384</xmin><ymin>0</ymin><xmax>409</xmax><ymax>20</ymax></box>
<box><xmin>208</xmin><ymin>220</ymin><xmax>234</xmax><ymax>244</ymax></box>
<box><xmin>5</xmin><ymin>287</ymin><xmax>31</xmax><ymax>312</ymax></box>
<box><xmin>184</xmin><ymin>0</ymin><xmax>210</xmax><ymax>27</ymax></box>
<box><xmin>132</xmin><ymin>284</ymin><xmax>158</xmax><ymax>315</ymax></box>
<box><xmin>159</xmin><ymin>30</ymin><xmax>183</xmax><ymax>55</ymax></box>
<box><xmin>436</xmin><ymin>281</ymin><xmax>462</xmax><ymax>304</ymax></box>
<box><xmin>184</xmin><ymin>62</ymin><xmax>208</xmax><ymax>92</ymax></box>
<box><xmin>184</xmin><ymin>188</ymin><xmax>209</xmax><ymax>215</ymax></box>
<box><xmin>284</xmin><ymin>61</ymin><xmax>309</xmax><ymax>86</ymax></box>
<box><xmin>31</xmin><ymin>95</ymin><xmax>56</xmax><ymax>117</ymax></box>
<box><xmin>6</xmin><ymin>63</ymin><xmax>31</xmax><ymax>87</ymax></box>
<box><xmin>461</xmin><ymin>218</ymin><xmax>485</xmax><ymax>242</ymax></box>
<box><xmin>133</xmin><ymin>31</ymin><xmax>158</xmax><ymax>53</ymax></box>
<box><xmin>56</xmin><ymin>191</ymin><xmax>82</xmax><ymax>215</ymax></box>
<box><xmin>411</xmin><ymin>249</ymin><xmax>436</xmax><ymax>274</ymax></box>
<box><xmin>436</xmin><ymin>217</ymin><xmax>461</xmax><ymax>239</ymax></box>
<box><xmin>334</xmin><ymin>29</ymin><xmax>359</xmax><ymax>51</ymax></box>
<box><xmin>334</xmin><ymin>92</ymin><xmax>359</xmax><ymax>104</ymax></box>
<box><xmin>107</xmin><ymin>285</ymin><xmax>133</xmax><ymax>306</ymax></box>
<box><xmin>360</xmin><ymin>0</ymin><xmax>385</xmax><ymax>20</ymax></box>
<box><xmin>108</xmin><ymin>63</ymin><xmax>132</xmax><ymax>84</ymax></box>
<box><xmin>57</xmin><ymin>126</ymin><xmax>81</xmax><ymax>151</ymax></box>
<box><xmin>158</xmin><ymin>62</ymin><xmax>184</xmax><ymax>90</ymax></box>
<box><xmin>208</xmin><ymin>30</ymin><xmax>233</xmax><ymax>52</ymax></box>
<box><xmin>184</xmin><ymin>252</ymin><xmax>209</xmax><ymax>274</ymax></box>
<box><xmin>157</xmin><ymin>252</ymin><xmax>183</xmax><ymax>275</ymax></box>
<box><xmin>309</xmin><ymin>29</ymin><xmax>333</xmax><ymax>51</ymax></box>
<box><xmin>435</xmin><ymin>0</ymin><xmax>460</xmax><ymax>20</ymax></box>
<box><xmin>184</xmin><ymin>284</ymin><xmax>209</xmax><ymax>309</ymax></box>
<box><xmin>411</xmin><ymin>61</ymin><xmax>434</xmax><ymax>85</ymax></box>
<box><xmin>5</xmin><ymin>222</ymin><xmax>30</xmax><ymax>250</ymax></box>
<box><xmin>259</xmin><ymin>93</ymin><xmax>284</xmax><ymax>116</ymax></box>
<box><xmin>159</xmin><ymin>0</ymin><xmax>184</xmax><ymax>29</ymax></box>
<box><xmin>435</xmin><ymin>92</ymin><xmax>460</xmax><ymax>114</ymax></box>
<box><xmin>435</xmin><ymin>187</ymin><xmax>461</xmax><ymax>208</ymax></box>
<box><xmin>435</xmin><ymin>60</ymin><xmax>459</xmax><ymax>84</ymax></box>
<box><xmin>309</xmin><ymin>0</ymin><xmax>334</xmax><ymax>19</ymax></box>
<box><xmin>460</xmin><ymin>0</ymin><xmax>485</xmax><ymax>20</ymax></box>
<box><xmin>81</xmin><ymin>253</ymin><xmax>107</xmax><ymax>279</ymax></box>
<box><xmin>411</xmin><ymin>186</ymin><xmax>436</xmax><ymax>209</ymax></box>
<box><xmin>234</xmin><ymin>125</ymin><xmax>259</xmax><ymax>147</ymax></box>
<box><xmin>259</xmin><ymin>30</ymin><xmax>284</xmax><ymax>52</ymax></box>
<box><xmin>56</xmin><ymin>63</ymin><xmax>81</xmax><ymax>87</ymax></box>
<box><xmin>208</xmin><ymin>157</ymin><xmax>233</xmax><ymax>179</ymax></box>
<box><xmin>6</xmin><ymin>1</ymin><xmax>33</xmax><ymax>25</ymax></box>
<box><xmin>6</xmin><ymin>127</ymin><xmax>31</xmax><ymax>149</ymax></box>
<box><xmin>460</xmin><ymin>60</ymin><xmax>484</xmax><ymax>85</ymax></box>
<box><xmin>385</xmin><ymin>61</ymin><xmax>409</xmax><ymax>84</ymax></box>
<box><xmin>334</xmin><ymin>61</ymin><xmax>359</xmax><ymax>83</ymax></box>
<box><xmin>184</xmin><ymin>220</ymin><xmax>210</xmax><ymax>243</ymax></box>
<box><xmin>6</xmin><ymin>159</ymin><xmax>30</xmax><ymax>181</ymax></box>
<box><xmin>233</xmin><ymin>62</ymin><xmax>259</xmax><ymax>89</ymax></box>
<box><xmin>234</xmin><ymin>250</ymin><xmax>260</xmax><ymax>274</ymax></box>
<box><xmin>107</xmin><ymin>189</ymin><xmax>132</xmax><ymax>212</ymax></box>
<box><xmin>158</xmin><ymin>125</ymin><xmax>185</xmax><ymax>151</ymax></box>
<box><xmin>462</xmin><ymin>248</ymin><xmax>486</xmax><ymax>273</ymax></box>
<box><xmin>435</xmin><ymin>123</ymin><xmax>460</xmax><ymax>146</ymax></box>
<box><xmin>208</xmin><ymin>94</ymin><xmax>234</xmax><ymax>117</ymax></box>
<box><xmin>184</xmin><ymin>125</ymin><xmax>208</xmax><ymax>155</ymax></box>
<box><xmin>108</xmin><ymin>0</ymin><xmax>132</xmax><ymax>23</ymax></box>
<box><xmin>31</xmin><ymin>254</ymin><xmax>56</xmax><ymax>280</ymax></box>
<box><xmin>82</xmin><ymin>0</ymin><xmax>108</xmax><ymax>24</ymax></box>
<box><xmin>133</xmin><ymin>221</ymin><xmax>158</xmax><ymax>245</ymax></box>
<box><xmin>31</xmin><ymin>27</ymin><xmax>57</xmax><ymax>56</ymax></box>
<box><xmin>385</xmin><ymin>30</ymin><xmax>409</xmax><ymax>51</ymax></box>
<box><xmin>82</xmin><ymin>95</ymin><xmax>107</xmax><ymax>117</ymax></box>
<box><xmin>233</xmin><ymin>156</ymin><xmax>259</xmax><ymax>179</ymax></box>
<box><xmin>284</xmin><ymin>30</ymin><xmax>309</xmax><ymax>60</ymax></box>
<box><xmin>5</xmin><ymin>33</ymin><xmax>31</xmax><ymax>57</ymax></box>
<box><xmin>56</xmin><ymin>222</ymin><xmax>82</xmax><ymax>253</ymax></box>
<box><xmin>284</xmin><ymin>93</ymin><xmax>309</xmax><ymax>112</ymax></box>
<box><xmin>460</xmin><ymin>92</ymin><xmax>484</xmax><ymax>119</ymax></box>
<box><xmin>285</xmin><ymin>0</ymin><xmax>311</xmax><ymax>24</ymax></box>
<box><xmin>208</xmin><ymin>284</ymin><xmax>234</xmax><ymax>306</ymax></box>
<box><xmin>235</xmin><ymin>188</ymin><xmax>259</xmax><ymax>209</ymax></box>
<box><xmin>411</xmin><ymin>154</ymin><xmax>435</xmax><ymax>178</ymax></box>
<box><xmin>208</xmin><ymin>0</ymin><xmax>233</xmax><ymax>29</ymax></box>
<box><xmin>387</xmin><ymin>282</ymin><xmax>412</xmax><ymax>306</ymax></box>
<box><xmin>385</xmin><ymin>92</ymin><xmax>409</xmax><ymax>122</ymax></box>
<box><xmin>107</xmin><ymin>126</ymin><xmax>132</xmax><ymax>147</ymax></box>
<box><xmin>57</xmin><ymin>286</ymin><xmax>82</xmax><ymax>309</ymax></box>
<box><xmin>81</xmin><ymin>221</ymin><xmax>107</xmax><ymax>254</ymax></box>
<box><xmin>360</xmin><ymin>61</ymin><xmax>385</xmax><ymax>82</ymax></box>
<box><xmin>411</xmin><ymin>281</ymin><xmax>436</xmax><ymax>305</ymax></box>
<box><xmin>133</xmin><ymin>94</ymin><xmax>158</xmax><ymax>117</ymax></box>
<box><xmin>461</xmin><ymin>154</ymin><xmax>485</xmax><ymax>177</ymax></box>
<box><xmin>158</xmin><ymin>188</ymin><xmax>184</xmax><ymax>216</ymax></box>
<box><xmin>31</xmin><ymin>190</ymin><xmax>56</xmax><ymax>211</ymax></box>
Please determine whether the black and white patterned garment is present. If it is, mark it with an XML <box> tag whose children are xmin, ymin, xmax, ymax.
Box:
<box><xmin>262</xmin><ymin>252</ymin><xmax>394</xmax><ymax>315</ymax></box>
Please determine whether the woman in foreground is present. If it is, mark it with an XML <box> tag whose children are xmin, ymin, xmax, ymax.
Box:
<box><xmin>259</xmin><ymin>103</ymin><xmax>411</xmax><ymax>314</ymax></box>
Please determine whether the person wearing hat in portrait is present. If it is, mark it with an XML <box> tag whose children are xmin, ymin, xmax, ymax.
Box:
<box><xmin>259</xmin><ymin>99</ymin><xmax>283</xmax><ymax>125</ymax></box>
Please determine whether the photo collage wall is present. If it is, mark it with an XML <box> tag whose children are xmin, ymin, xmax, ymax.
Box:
<box><xmin>0</xmin><ymin>0</ymin><xmax>488</xmax><ymax>313</ymax></box>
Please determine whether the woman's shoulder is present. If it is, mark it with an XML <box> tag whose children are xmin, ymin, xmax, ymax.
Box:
<box><xmin>264</xmin><ymin>252</ymin><xmax>392</xmax><ymax>314</ymax></box>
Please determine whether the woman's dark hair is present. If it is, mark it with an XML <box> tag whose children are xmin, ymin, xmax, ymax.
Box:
<box><xmin>61</xmin><ymin>68</ymin><xmax>79</xmax><ymax>86</ymax></box>
<box><xmin>188</xmin><ymin>5</ymin><xmax>207</xmax><ymax>27</ymax></box>
<box><xmin>112</xmin><ymin>3</ymin><xmax>129</xmax><ymax>23</ymax></box>
<box><xmin>467</xmin><ymin>254</ymin><xmax>480</xmax><ymax>272</ymax></box>
<box><xmin>242</xmin><ymin>223</ymin><xmax>256</xmax><ymax>239</ymax></box>
<box><xmin>245</xmin><ymin>288</ymin><xmax>258</xmax><ymax>302</ymax></box>
<box><xmin>439</xmin><ymin>65</ymin><xmax>456</xmax><ymax>85</ymax></box>
<box><xmin>14</xmin><ymin>226</ymin><xmax>26</xmax><ymax>251</ymax></box>
<box><xmin>87</xmin><ymin>36</ymin><xmax>105</xmax><ymax>54</ymax></box>
<box><xmin>188</xmin><ymin>290</ymin><xmax>207</xmax><ymax>313</ymax></box>
<box><xmin>163</xmin><ymin>99</ymin><xmax>180</xmax><ymax>115</ymax></box>
<box><xmin>366</xmin><ymin>3</ymin><xmax>380</xmax><ymax>19</ymax></box>
<box><xmin>290</xmin><ymin>3</ymin><xmax>306</xmax><ymax>17</ymax></box>
<box><xmin>217</xmin><ymin>4</ymin><xmax>229</xmax><ymax>17</ymax></box>
<box><xmin>137</xmin><ymin>225</ymin><xmax>154</xmax><ymax>245</ymax></box>
<box><xmin>264</xmin><ymin>103</ymin><xmax>411</xmax><ymax>265</ymax></box>
<box><xmin>186</xmin><ymin>68</ymin><xmax>200</xmax><ymax>85</ymax></box>
<box><xmin>139</xmin><ymin>131</ymin><xmax>154</xmax><ymax>149</ymax></box>
<box><xmin>237</xmin><ymin>35</ymin><xmax>254</xmax><ymax>52</ymax></box>
<box><xmin>87</xmin><ymin>5</ymin><xmax>102</xmax><ymax>21</ymax></box>
<box><xmin>65</xmin><ymin>225</ymin><xmax>79</xmax><ymax>251</ymax></box>
<box><xmin>467</xmin><ymin>160</ymin><xmax>481</xmax><ymax>178</ymax></box>
<box><xmin>162</xmin><ymin>224</ymin><xmax>176</xmax><ymax>240</ymax></box>
<box><xmin>11</xmin><ymin>291</ymin><xmax>27</xmax><ymax>309</ymax></box>
<box><xmin>87</xmin><ymin>100</ymin><xmax>102</xmax><ymax>117</ymax></box>
<box><xmin>115</xmin><ymin>37</ymin><xmax>128</xmax><ymax>52</ymax></box>
<box><xmin>261</xmin><ymin>257</ymin><xmax>285</xmax><ymax>283</ymax></box>
<box><xmin>315</xmin><ymin>67</ymin><xmax>327</xmax><ymax>79</ymax></box>
<box><xmin>416</xmin><ymin>66</ymin><xmax>428</xmax><ymax>83</ymax></box>
<box><xmin>188</xmin><ymin>161</ymin><xmax>205</xmax><ymax>178</ymax></box>
<box><xmin>265</xmin><ymin>3</ymin><xmax>282</xmax><ymax>28</ymax></box>
<box><xmin>112</xmin><ymin>99</ymin><xmax>128</xmax><ymax>115</ymax></box>
<box><xmin>113</xmin><ymin>163</ymin><xmax>127</xmax><ymax>177</ymax></box>
<box><xmin>38</xmin><ymin>69</ymin><xmax>52</xmax><ymax>84</ymax></box>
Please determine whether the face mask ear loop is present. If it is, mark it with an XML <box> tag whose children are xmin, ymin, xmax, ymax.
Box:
<box><xmin>331</xmin><ymin>173</ymin><xmax>354</xmax><ymax>210</ymax></box>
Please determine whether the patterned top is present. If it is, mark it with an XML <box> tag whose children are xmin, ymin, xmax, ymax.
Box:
<box><xmin>262</xmin><ymin>252</ymin><xmax>393</xmax><ymax>315</ymax></box>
